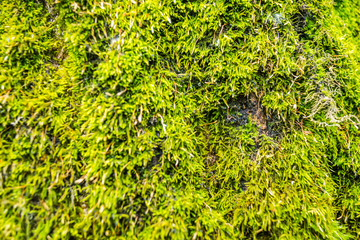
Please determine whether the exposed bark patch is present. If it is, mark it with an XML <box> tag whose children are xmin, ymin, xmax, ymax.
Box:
<box><xmin>225</xmin><ymin>93</ymin><xmax>283</xmax><ymax>140</ymax></box>
<box><xmin>225</xmin><ymin>94</ymin><xmax>268</xmax><ymax>133</ymax></box>
<box><xmin>249</xmin><ymin>94</ymin><xmax>267</xmax><ymax>131</ymax></box>
<box><xmin>207</xmin><ymin>153</ymin><xmax>218</xmax><ymax>166</ymax></box>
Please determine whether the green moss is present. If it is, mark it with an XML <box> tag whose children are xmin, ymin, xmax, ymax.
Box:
<box><xmin>1</xmin><ymin>0</ymin><xmax>360</xmax><ymax>239</ymax></box>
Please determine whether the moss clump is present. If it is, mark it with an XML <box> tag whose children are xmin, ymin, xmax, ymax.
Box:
<box><xmin>1</xmin><ymin>0</ymin><xmax>360</xmax><ymax>239</ymax></box>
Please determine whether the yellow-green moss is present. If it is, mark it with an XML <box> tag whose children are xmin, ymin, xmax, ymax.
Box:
<box><xmin>1</xmin><ymin>0</ymin><xmax>360</xmax><ymax>239</ymax></box>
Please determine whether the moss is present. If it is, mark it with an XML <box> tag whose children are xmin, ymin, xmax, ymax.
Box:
<box><xmin>1</xmin><ymin>0</ymin><xmax>360</xmax><ymax>239</ymax></box>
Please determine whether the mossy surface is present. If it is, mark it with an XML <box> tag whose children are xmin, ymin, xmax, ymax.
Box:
<box><xmin>1</xmin><ymin>0</ymin><xmax>360</xmax><ymax>239</ymax></box>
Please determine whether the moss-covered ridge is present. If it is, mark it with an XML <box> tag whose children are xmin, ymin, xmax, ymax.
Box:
<box><xmin>1</xmin><ymin>0</ymin><xmax>360</xmax><ymax>239</ymax></box>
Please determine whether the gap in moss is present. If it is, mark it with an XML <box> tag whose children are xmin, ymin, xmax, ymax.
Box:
<box><xmin>291</xmin><ymin>4</ymin><xmax>313</xmax><ymax>40</ymax></box>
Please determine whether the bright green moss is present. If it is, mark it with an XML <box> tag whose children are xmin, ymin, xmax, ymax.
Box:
<box><xmin>1</xmin><ymin>0</ymin><xmax>360</xmax><ymax>239</ymax></box>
